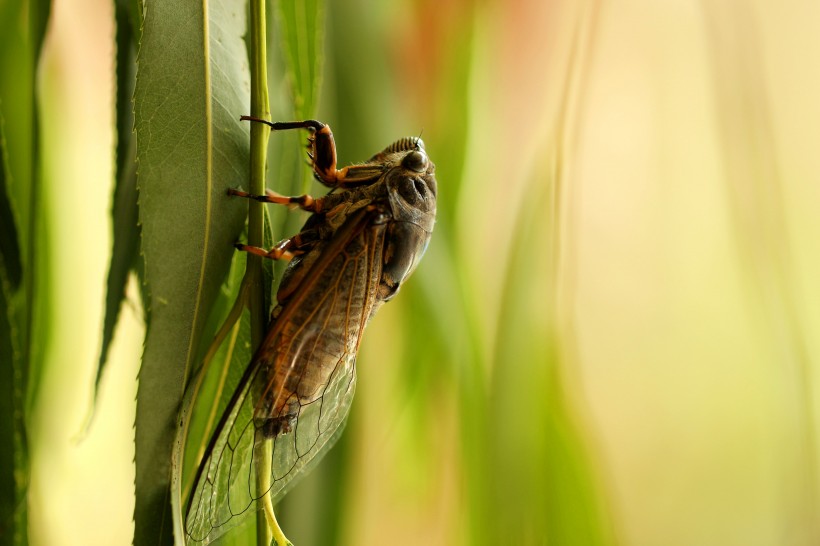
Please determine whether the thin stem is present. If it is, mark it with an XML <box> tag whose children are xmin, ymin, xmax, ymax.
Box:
<box><xmin>255</xmin><ymin>432</ymin><xmax>273</xmax><ymax>546</ymax></box>
<box><xmin>255</xmin><ymin>432</ymin><xmax>293</xmax><ymax>546</ymax></box>
<box><xmin>247</xmin><ymin>0</ymin><xmax>270</xmax><ymax>345</ymax></box>
<box><xmin>247</xmin><ymin>1</ymin><xmax>294</xmax><ymax>545</ymax></box>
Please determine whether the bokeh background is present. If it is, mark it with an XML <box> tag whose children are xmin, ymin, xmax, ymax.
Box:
<box><xmin>5</xmin><ymin>0</ymin><xmax>820</xmax><ymax>544</ymax></box>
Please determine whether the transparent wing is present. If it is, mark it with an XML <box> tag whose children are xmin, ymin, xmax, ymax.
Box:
<box><xmin>183</xmin><ymin>350</ymin><xmax>357</xmax><ymax>543</ymax></box>
<box><xmin>185</xmin><ymin>210</ymin><xmax>385</xmax><ymax>544</ymax></box>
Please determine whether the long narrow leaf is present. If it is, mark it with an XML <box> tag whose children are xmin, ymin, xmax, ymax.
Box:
<box><xmin>94</xmin><ymin>0</ymin><xmax>142</xmax><ymax>393</ymax></box>
<box><xmin>0</xmin><ymin>114</ymin><xmax>25</xmax><ymax>546</ymax></box>
<box><xmin>132</xmin><ymin>0</ymin><xmax>250</xmax><ymax>542</ymax></box>
<box><xmin>0</xmin><ymin>118</ymin><xmax>21</xmax><ymax>289</ymax></box>
<box><xmin>0</xmin><ymin>0</ymin><xmax>51</xmax><ymax>543</ymax></box>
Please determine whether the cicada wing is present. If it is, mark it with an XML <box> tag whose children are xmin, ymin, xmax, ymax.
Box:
<box><xmin>183</xmin><ymin>362</ymin><xmax>262</xmax><ymax>543</ymax></box>
<box><xmin>185</xmin><ymin>209</ymin><xmax>385</xmax><ymax>544</ymax></box>
<box><xmin>267</xmin><ymin>351</ymin><xmax>357</xmax><ymax>497</ymax></box>
<box><xmin>184</xmin><ymin>355</ymin><xmax>357</xmax><ymax>544</ymax></box>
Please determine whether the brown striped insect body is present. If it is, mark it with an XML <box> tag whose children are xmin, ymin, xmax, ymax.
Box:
<box><xmin>184</xmin><ymin>119</ymin><xmax>436</xmax><ymax>543</ymax></box>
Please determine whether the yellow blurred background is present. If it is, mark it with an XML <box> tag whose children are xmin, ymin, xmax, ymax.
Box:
<box><xmin>25</xmin><ymin>0</ymin><xmax>820</xmax><ymax>545</ymax></box>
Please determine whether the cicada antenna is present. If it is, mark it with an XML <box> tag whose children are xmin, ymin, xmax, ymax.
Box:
<box><xmin>414</xmin><ymin>128</ymin><xmax>425</xmax><ymax>150</ymax></box>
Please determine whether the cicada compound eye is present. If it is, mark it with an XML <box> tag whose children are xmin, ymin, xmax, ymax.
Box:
<box><xmin>402</xmin><ymin>150</ymin><xmax>428</xmax><ymax>173</ymax></box>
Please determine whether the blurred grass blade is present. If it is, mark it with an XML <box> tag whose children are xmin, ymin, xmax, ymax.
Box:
<box><xmin>0</xmin><ymin>117</ymin><xmax>21</xmax><ymax>289</ymax></box>
<box><xmin>274</xmin><ymin>0</ymin><xmax>326</xmax><ymax>214</ymax></box>
<box><xmin>275</xmin><ymin>0</ymin><xmax>324</xmax><ymax>122</ymax></box>
<box><xmin>0</xmin><ymin>0</ymin><xmax>51</xmax><ymax>543</ymax></box>
<box><xmin>94</xmin><ymin>0</ymin><xmax>140</xmax><ymax>397</ymax></box>
<box><xmin>268</xmin><ymin>1</ymin><xmax>326</xmax><ymax>292</ymax></box>
<box><xmin>0</xmin><ymin>263</ymin><xmax>23</xmax><ymax>545</ymax></box>
<box><xmin>17</xmin><ymin>0</ymin><xmax>52</xmax><ymax>418</ymax></box>
<box><xmin>132</xmin><ymin>0</ymin><xmax>250</xmax><ymax>542</ymax></box>
<box><xmin>482</xmin><ymin>4</ymin><xmax>613</xmax><ymax>541</ymax></box>
<box><xmin>488</xmin><ymin>179</ymin><xmax>612</xmax><ymax>544</ymax></box>
<box><xmin>0</xmin><ymin>114</ymin><xmax>26</xmax><ymax>546</ymax></box>
<box><xmin>701</xmin><ymin>5</ymin><xmax>819</xmax><ymax>541</ymax></box>
<box><xmin>264</xmin><ymin>0</ymin><xmax>325</xmax><ymax>299</ymax></box>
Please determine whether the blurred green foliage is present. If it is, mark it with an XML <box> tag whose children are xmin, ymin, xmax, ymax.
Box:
<box><xmin>0</xmin><ymin>1</ymin><xmax>51</xmax><ymax>544</ymax></box>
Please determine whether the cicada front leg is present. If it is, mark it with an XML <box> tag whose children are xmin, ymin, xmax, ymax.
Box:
<box><xmin>240</xmin><ymin>116</ymin><xmax>385</xmax><ymax>188</ymax></box>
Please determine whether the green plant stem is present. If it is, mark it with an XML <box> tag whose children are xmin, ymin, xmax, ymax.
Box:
<box><xmin>247</xmin><ymin>0</ymin><xmax>270</xmax><ymax>345</ymax></box>
<box><xmin>246</xmin><ymin>1</ymin><xmax>276</xmax><ymax>544</ymax></box>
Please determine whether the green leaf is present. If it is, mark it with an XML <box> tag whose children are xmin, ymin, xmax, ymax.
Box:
<box><xmin>95</xmin><ymin>144</ymin><xmax>139</xmax><ymax>394</ymax></box>
<box><xmin>94</xmin><ymin>0</ymin><xmax>140</xmax><ymax>397</ymax></box>
<box><xmin>132</xmin><ymin>0</ymin><xmax>250</xmax><ymax>543</ymax></box>
<box><xmin>0</xmin><ymin>0</ymin><xmax>51</xmax><ymax>543</ymax></box>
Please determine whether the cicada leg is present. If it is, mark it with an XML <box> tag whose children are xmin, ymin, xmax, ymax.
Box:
<box><xmin>234</xmin><ymin>229</ymin><xmax>319</xmax><ymax>262</ymax></box>
<box><xmin>241</xmin><ymin>116</ymin><xmax>384</xmax><ymax>188</ymax></box>
<box><xmin>228</xmin><ymin>188</ymin><xmax>324</xmax><ymax>214</ymax></box>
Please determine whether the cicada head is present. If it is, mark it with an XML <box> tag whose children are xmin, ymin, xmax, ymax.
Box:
<box><xmin>376</xmin><ymin>138</ymin><xmax>437</xmax><ymax>301</ymax></box>
<box><xmin>382</xmin><ymin>138</ymin><xmax>436</xmax><ymax>229</ymax></box>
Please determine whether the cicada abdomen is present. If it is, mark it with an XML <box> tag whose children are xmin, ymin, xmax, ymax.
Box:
<box><xmin>184</xmin><ymin>119</ymin><xmax>437</xmax><ymax>543</ymax></box>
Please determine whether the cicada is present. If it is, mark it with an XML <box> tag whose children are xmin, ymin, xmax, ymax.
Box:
<box><xmin>184</xmin><ymin>119</ymin><xmax>437</xmax><ymax>543</ymax></box>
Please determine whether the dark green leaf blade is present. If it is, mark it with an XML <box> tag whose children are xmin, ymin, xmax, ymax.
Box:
<box><xmin>0</xmin><ymin>118</ymin><xmax>25</xmax><ymax>546</ymax></box>
<box><xmin>0</xmin><ymin>115</ymin><xmax>21</xmax><ymax>289</ymax></box>
<box><xmin>0</xmin><ymin>264</ymin><xmax>21</xmax><ymax>544</ymax></box>
<box><xmin>0</xmin><ymin>0</ymin><xmax>51</xmax><ymax>543</ymax></box>
<box><xmin>133</xmin><ymin>0</ymin><xmax>250</xmax><ymax>543</ymax></box>
<box><xmin>95</xmin><ymin>139</ymin><xmax>138</xmax><ymax>394</ymax></box>
<box><xmin>94</xmin><ymin>0</ymin><xmax>139</xmax><ymax>395</ymax></box>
